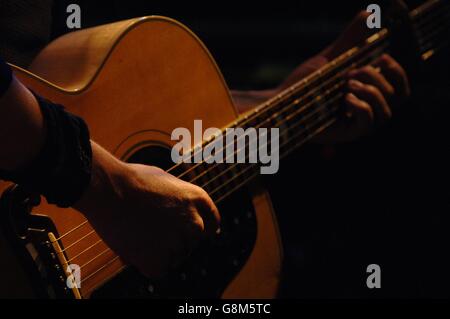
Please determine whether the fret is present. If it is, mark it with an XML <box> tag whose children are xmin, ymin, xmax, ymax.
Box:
<box><xmin>415</xmin><ymin>16</ymin><xmax>450</xmax><ymax>46</ymax></box>
<box><xmin>275</xmin><ymin>106</ymin><xmax>292</xmax><ymax>145</ymax></box>
<box><xmin>421</xmin><ymin>49</ymin><xmax>435</xmax><ymax>61</ymax></box>
<box><xmin>412</xmin><ymin>0</ymin><xmax>449</xmax><ymax>27</ymax></box>
<box><xmin>211</xmin><ymin>165</ymin><xmax>259</xmax><ymax>204</ymax></box>
<box><xmin>279</xmin><ymin>104</ymin><xmax>341</xmax><ymax>161</ymax></box>
<box><xmin>411</xmin><ymin>0</ymin><xmax>444</xmax><ymax>21</ymax></box>
<box><xmin>415</xmin><ymin>6</ymin><xmax>450</xmax><ymax>35</ymax></box>
<box><xmin>409</xmin><ymin>0</ymin><xmax>441</xmax><ymax>20</ymax></box>
<box><xmin>418</xmin><ymin>21</ymin><xmax>450</xmax><ymax>53</ymax></box>
<box><xmin>326</xmin><ymin>59</ymin><xmax>340</xmax><ymax>79</ymax></box>
<box><xmin>174</xmin><ymin>15</ymin><xmax>392</xmax><ymax>203</ymax></box>
<box><xmin>169</xmin><ymin>0</ymin><xmax>448</xmax><ymax>205</ymax></box>
<box><xmin>411</xmin><ymin>0</ymin><xmax>450</xmax><ymax>59</ymax></box>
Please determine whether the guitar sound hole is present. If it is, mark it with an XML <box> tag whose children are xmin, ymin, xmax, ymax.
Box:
<box><xmin>91</xmin><ymin>145</ymin><xmax>257</xmax><ymax>298</ymax></box>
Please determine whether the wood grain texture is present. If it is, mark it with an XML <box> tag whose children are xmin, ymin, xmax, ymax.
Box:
<box><xmin>0</xmin><ymin>16</ymin><xmax>282</xmax><ymax>298</ymax></box>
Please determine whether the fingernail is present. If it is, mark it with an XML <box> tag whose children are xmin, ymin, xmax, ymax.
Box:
<box><xmin>346</xmin><ymin>92</ymin><xmax>357</xmax><ymax>102</ymax></box>
<box><xmin>348</xmin><ymin>79</ymin><xmax>364</xmax><ymax>89</ymax></box>
<box><xmin>216</xmin><ymin>228</ymin><xmax>221</xmax><ymax>235</ymax></box>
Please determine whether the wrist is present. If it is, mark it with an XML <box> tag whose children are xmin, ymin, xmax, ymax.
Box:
<box><xmin>74</xmin><ymin>142</ymin><xmax>131</xmax><ymax>217</ymax></box>
<box><xmin>0</xmin><ymin>78</ymin><xmax>46</xmax><ymax>171</ymax></box>
<box><xmin>1</xmin><ymin>92</ymin><xmax>92</xmax><ymax>207</ymax></box>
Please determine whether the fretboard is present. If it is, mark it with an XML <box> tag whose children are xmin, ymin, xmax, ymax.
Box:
<box><xmin>410</xmin><ymin>0</ymin><xmax>450</xmax><ymax>61</ymax></box>
<box><xmin>168</xmin><ymin>0</ymin><xmax>449</xmax><ymax>204</ymax></box>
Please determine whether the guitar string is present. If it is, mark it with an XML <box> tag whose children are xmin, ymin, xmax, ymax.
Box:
<box><xmin>423</xmin><ymin>39</ymin><xmax>450</xmax><ymax>59</ymax></box>
<box><xmin>412</xmin><ymin>1</ymin><xmax>449</xmax><ymax>29</ymax></box>
<box><xmin>172</xmin><ymin>34</ymin><xmax>389</xmax><ymax>184</ymax></box>
<box><xmin>49</xmin><ymin>28</ymin><xmax>384</xmax><ymax>244</ymax></box>
<box><xmin>50</xmin><ymin>26</ymin><xmax>397</xmax><ymax>272</ymax></box>
<box><xmin>80</xmin><ymin>103</ymin><xmax>339</xmax><ymax>287</ymax></box>
<box><xmin>415</xmin><ymin>7</ymin><xmax>450</xmax><ymax>37</ymax></box>
<box><xmin>51</xmin><ymin>77</ymin><xmax>349</xmax><ymax>256</ymax></box>
<box><xmin>50</xmin><ymin>37</ymin><xmax>384</xmax><ymax>249</ymax></box>
<box><xmin>60</xmin><ymin>20</ymin><xmax>448</xmax><ymax>287</ymax></box>
<box><xmin>60</xmin><ymin>230</ymin><xmax>95</xmax><ymax>251</ymax></box>
<box><xmin>410</xmin><ymin>0</ymin><xmax>449</xmax><ymax>56</ymax></box>
<box><xmin>418</xmin><ymin>30</ymin><xmax>450</xmax><ymax>61</ymax></box>
<box><xmin>46</xmin><ymin>1</ymin><xmax>447</xmax><ymax>280</ymax></box>
<box><xmin>53</xmin><ymin>80</ymin><xmax>346</xmax><ymax>267</ymax></box>
<box><xmin>200</xmin><ymin>83</ymin><xmax>347</xmax><ymax>192</ymax></box>
<box><xmin>165</xmin><ymin>48</ymin><xmax>354</xmax><ymax>175</ymax></box>
<box><xmin>167</xmin><ymin>29</ymin><xmax>389</xmax><ymax>179</ymax></box>
<box><xmin>417</xmin><ymin>20</ymin><xmax>450</xmax><ymax>53</ymax></box>
<box><xmin>73</xmin><ymin>91</ymin><xmax>344</xmax><ymax>278</ymax></box>
<box><xmin>415</xmin><ymin>4</ymin><xmax>450</xmax><ymax>38</ymax></box>
<box><xmin>66</xmin><ymin>239</ymin><xmax>103</xmax><ymax>264</ymax></box>
<box><xmin>410</xmin><ymin>0</ymin><xmax>444</xmax><ymax>20</ymax></box>
<box><xmin>49</xmin><ymin>5</ymin><xmax>445</xmax><ymax>264</ymax></box>
<box><xmin>415</xmin><ymin>6</ymin><xmax>450</xmax><ymax>43</ymax></box>
<box><xmin>211</xmin><ymin>100</ymin><xmax>342</xmax><ymax>204</ymax></box>
<box><xmin>418</xmin><ymin>22</ymin><xmax>450</xmax><ymax>50</ymax></box>
<box><xmin>61</xmin><ymin>21</ymin><xmax>449</xmax><ymax>274</ymax></box>
<box><xmin>84</xmin><ymin>265</ymin><xmax>128</xmax><ymax>296</ymax></box>
<box><xmin>64</xmin><ymin>48</ymin><xmax>447</xmax><ymax>284</ymax></box>
<box><xmin>71</xmin><ymin>15</ymin><xmax>450</xmax><ymax>294</ymax></box>
<box><xmin>79</xmin><ymin>247</ymin><xmax>112</xmax><ymax>270</ymax></box>
<box><xmin>55</xmin><ymin>81</ymin><xmax>345</xmax><ymax>268</ymax></box>
<box><xmin>80</xmin><ymin>256</ymin><xmax>121</xmax><ymax>285</ymax></box>
<box><xmin>55</xmin><ymin>220</ymin><xmax>89</xmax><ymax>241</ymax></box>
<box><xmin>162</xmin><ymin>5</ymin><xmax>443</xmax><ymax>193</ymax></box>
<box><xmin>414</xmin><ymin>2</ymin><xmax>450</xmax><ymax>40</ymax></box>
<box><xmin>212</xmin><ymin>118</ymin><xmax>339</xmax><ymax>204</ymax></box>
<box><xmin>189</xmin><ymin>50</ymin><xmax>384</xmax><ymax>187</ymax></box>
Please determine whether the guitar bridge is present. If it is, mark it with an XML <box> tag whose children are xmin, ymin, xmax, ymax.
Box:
<box><xmin>0</xmin><ymin>185</ymin><xmax>81</xmax><ymax>299</ymax></box>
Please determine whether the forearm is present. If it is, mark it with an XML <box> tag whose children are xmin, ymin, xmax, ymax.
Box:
<box><xmin>0</xmin><ymin>76</ymin><xmax>128</xmax><ymax>210</ymax></box>
<box><xmin>0</xmin><ymin>76</ymin><xmax>46</xmax><ymax>171</ymax></box>
<box><xmin>73</xmin><ymin>141</ymin><xmax>129</xmax><ymax>216</ymax></box>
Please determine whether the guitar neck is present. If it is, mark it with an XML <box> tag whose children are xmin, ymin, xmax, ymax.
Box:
<box><xmin>171</xmin><ymin>0</ymin><xmax>450</xmax><ymax>204</ymax></box>
<box><xmin>410</xmin><ymin>0</ymin><xmax>450</xmax><ymax>61</ymax></box>
<box><xmin>239</xmin><ymin>29</ymin><xmax>389</xmax><ymax>163</ymax></box>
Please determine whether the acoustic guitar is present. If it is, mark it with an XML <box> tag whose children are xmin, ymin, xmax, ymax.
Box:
<box><xmin>0</xmin><ymin>0</ymin><xmax>448</xmax><ymax>298</ymax></box>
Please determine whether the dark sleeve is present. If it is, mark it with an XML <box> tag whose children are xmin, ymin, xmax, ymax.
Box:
<box><xmin>0</xmin><ymin>57</ymin><xmax>92</xmax><ymax>208</ymax></box>
<box><xmin>0</xmin><ymin>94</ymin><xmax>93</xmax><ymax>208</ymax></box>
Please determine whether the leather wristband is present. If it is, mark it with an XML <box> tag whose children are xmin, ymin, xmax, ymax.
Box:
<box><xmin>0</xmin><ymin>93</ymin><xmax>93</xmax><ymax>208</ymax></box>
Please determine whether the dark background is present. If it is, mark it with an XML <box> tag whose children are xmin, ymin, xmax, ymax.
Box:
<box><xmin>51</xmin><ymin>1</ymin><xmax>386</xmax><ymax>90</ymax></box>
<box><xmin>10</xmin><ymin>0</ymin><xmax>450</xmax><ymax>298</ymax></box>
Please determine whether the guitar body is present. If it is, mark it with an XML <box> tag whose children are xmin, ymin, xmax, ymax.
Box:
<box><xmin>0</xmin><ymin>16</ymin><xmax>282</xmax><ymax>298</ymax></box>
